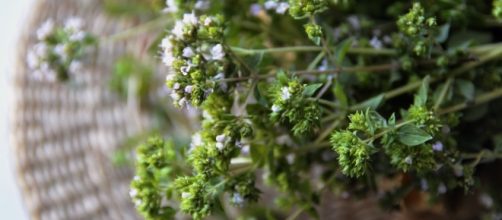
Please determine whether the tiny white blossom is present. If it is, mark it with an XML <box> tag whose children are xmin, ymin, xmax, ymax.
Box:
<box><xmin>69</xmin><ymin>31</ymin><xmax>86</xmax><ymax>41</ymax></box>
<box><xmin>286</xmin><ymin>154</ymin><xmax>295</xmax><ymax>164</ymax></box>
<box><xmin>180</xmin><ymin>65</ymin><xmax>191</xmax><ymax>75</ymax></box>
<box><xmin>54</xmin><ymin>44</ymin><xmax>68</xmax><ymax>61</ymax></box>
<box><xmin>64</xmin><ymin>17</ymin><xmax>83</xmax><ymax>31</ymax></box>
<box><xmin>184</xmin><ymin>85</ymin><xmax>193</xmax><ymax>93</ymax></box>
<box><xmin>134</xmin><ymin>199</ymin><xmax>142</xmax><ymax>207</ymax></box>
<box><xmin>216</xmin><ymin>134</ymin><xmax>227</xmax><ymax>143</ymax></box>
<box><xmin>369</xmin><ymin>36</ymin><xmax>383</xmax><ymax>49</ymax></box>
<box><xmin>163</xmin><ymin>0</ymin><xmax>179</xmax><ymax>13</ymax></box>
<box><xmin>69</xmin><ymin>61</ymin><xmax>82</xmax><ymax>73</ymax></box>
<box><xmin>232</xmin><ymin>193</ymin><xmax>245</xmax><ymax>206</ymax></box>
<box><xmin>275</xmin><ymin>2</ymin><xmax>290</xmax><ymax>14</ymax></box>
<box><xmin>181</xmin><ymin>192</ymin><xmax>191</xmax><ymax>199</ymax></box>
<box><xmin>420</xmin><ymin>179</ymin><xmax>429</xmax><ymax>190</ymax></box>
<box><xmin>166</xmin><ymin>73</ymin><xmax>175</xmax><ymax>81</ymax></box>
<box><xmin>216</xmin><ymin>142</ymin><xmax>225</xmax><ymax>151</ymax></box>
<box><xmin>241</xmin><ymin>145</ymin><xmax>250</xmax><ymax>155</ymax></box>
<box><xmin>271</xmin><ymin>104</ymin><xmax>281</xmax><ymax>113</ymax></box>
<box><xmin>36</xmin><ymin>19</ymin><xmax>54</xmax><ymax>40</ymax></box>
<box><xmin>129</xmin><ymin>189</ymin><xmax>138</xmax><ymax>198</ymax></box>
<box><xmin>281</xmin><ymin>87</ymin><xmax>291</xmax><ymax>100</ymax></box>
<box><xmin>172</xmin><ymin>21</ymin><xmax>185</xmax><ymax>39</ymax></box>
<box><xmin>178</xmin><ymin>97</ymin><xmax>187</xmax><ymax>107</ymax></box>
<box><xmin>432</xmin><ymin>141</ymin><xmax>443</xmax><ymax>152</ymax></box>
<box><xmin>162</xmin><ymin>52</ymin><xmax>176</xmax><ymax>66</ymax></box>
<box><xmin>404</xmin><ymin>156</ymin><xmax>413</xmax><ymax>165</ymax></box>
<box><xmin>173</xmin><ymin>83</ymin><xmax>181</xmax><ymax>90</ymax></box>
<box><xmin>250</xmin><ymin>4</ymin><xmax>263</xmax><ymax>16</ymax></box>
<box><xmin>195</xmin><ymin>0</ymin><xmax>210</xmax><ymax>10</ymax></box>
<box><xmin>133</xmin><ymin>175</ymin><xmax>140</xmax><ymax>181</ymax></box>
<box><xmin>210</xmin><ymin>44</ymin><xmax>225</xmax><ymax>60</ymax></box>
<box><xmin>437</xmin><ymin>183</ymin><xmax>447</xmax><ymax>194</ymax></box>
<box><xmin>204</xmin><ymin>17</ymin><xmax>213</xmax><ymax>26</ymax></box>
<box><xmin>213</xmin><ymin>72</ymin><xmax>225</xmax><ymax>80</ymax></box>
<box><xmin>190</xmin><ymin>133</ymin><xmax>203</xmax><ymax>150</ymax></box>
<box><xmin>183</xmin><ymin>47</ymin><xmax>195</xmax><ymax>58</ymax></box>
<box><xmin>27</xmin><ymin>51</ymin><xmax>40</xmax><ymax>69</ymax></box>
<box><xmin>183</xmin><ymin>13</ymin><xmax>198</xmax><ymax>25</ymax></box>
<box><xmin>480</xmin><ymin>193</ymin><xmax>494</xmax><ymax>208</ymax></box>
<box><xmin>170</xmin><ymin>92</ymin><xmax>181</xmax><ymax>101</ymax></box>
<box><xmin>161</xmin><ymin>37</ymin><xmax>173</xmax><ymax>50</ymax></box>
<box><xmin>264</xmin><ymin>1</ymin><xmax>278</xmax><ymax>10</ymax></box>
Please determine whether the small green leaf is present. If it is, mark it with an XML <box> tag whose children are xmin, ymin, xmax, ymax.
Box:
<box><xmin>277</xmin><ymin>70</ymin><xmax>289</xmax><ymax>85</ymax></box>
<box><xmin>334</xmin><ymin>81</ymin><xmax>349</xmax><ymax>108</ymax></box>
<box><xmin>414</xmin><ymin>76</ymin><xmax>431</xmax><ymax>106</ymax></box>
<box><xmin>455</xmin><ymin>79</ymin><xmax>475</xmax><ymax>101</ymax></box>
<box><xmin>355</xmin><ymin>94</ymin><xmax>384</xmax><ymax>110</ymax></box>
<box><xmin>435</xmin><ymin>23</ymin><xmax>450</xmax><ymax>43</ymax></box>
<box><xmin>334</xmin><ymin>38</ymin><xmax>353</xmax><ymax>66</ymax></box>
<box><xmin>303</xmin><ymin>83</ymin><xmax>323</xmax><ymax>97</ymax></box>
<box><xmin>397</xmin><ymin>124</ymin><xmax>432</xmax><ymax>146</ymax></box>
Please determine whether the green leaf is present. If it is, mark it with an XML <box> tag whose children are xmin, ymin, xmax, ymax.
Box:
<box><xmin>397</xmin><ymin>124</ymin><xmax>432</xmax><ymax>146</ymax></box>
<box><xmin>334</xmin><ymin>81</ymin><xmax>349</xmax><ymax>108</ymax></box>
<box><xmin>355</xmin><ymin>94</ymin><xmax>384</xmax><ymax>110</ymax></box>
<box><xmin>365</xmin><ymin>109</ymin><xmax>387</xmax><ymax>134</ymax></box>
<box><xmin>277</xmin><ymin>70</ymin><xmax>289</xmax><ymax>85</ymax></box>
<box><xmin>435</xmin><ymin>23</ymin><xmax>450</xmax><ymax>44</ymax></box>
<box><xmin>414</xmin><ymin>76</ymin><xmax>431</xmax><ymax>106</ymax></box>
<box><xmin>334</xmin><ymin>38</ymin><xmax>353</xmax><ymax>66</ymax></box>
<box><xmin>303</xmin><ymin>83</ymin><xmax>323</xmax><ymax>97</ymax></box>
<box><xmin>455</xmin><ymin>79</ymin><xmax>475</xmax><ymax>101</ymax></box>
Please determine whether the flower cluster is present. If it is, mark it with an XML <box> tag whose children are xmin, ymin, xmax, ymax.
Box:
<box><xmin>263</xmin><ymin>0</ymin><xmax>290</xmax><ymax>15</ymax></box>
<box><xmin>288</xmin><ymin>0</ymin><xmax>328</xmax><ymax>19</ymax></box>
<box><xmin>130</xmin><ymin>137</ymin><xmax>178</xmax><ymax>220</ymax></box>
<box><xmin>162</xmin><ymin>13</ymin><xmax>230</xmax><ymax>107</ymax></box>
<box><xmin>396</xmin><ymin>2</ymin><xmax>437</xmax><ymax>56</ymax></box>
<box><xmin>304</xmin><ymin>23</ymin><xmax>323</xmax><ymax>45</ymax></box>
<box><xmin>330</xmin><ymin>130</ymin><xmax>374</xmax><ymax>177</ymax></box>
<box><xmin>27</xmin><ymin>18</ymin><xmax>95</xmax><ymax>81</ymax></box>
<box><xmin>163</xmin><ymin>0</ymin><xmax>211</xmax><ymax>14</ymax></box>
<box><xmin>270</xmin><ymin>73</ymin><xmax>322</xmax><ymax>136</ymax></box>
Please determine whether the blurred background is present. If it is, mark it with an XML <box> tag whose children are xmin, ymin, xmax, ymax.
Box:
<box><xmin>1</xmin><ymin>0</ymin><xmax>34</xmax><ymax>219</ymax></box>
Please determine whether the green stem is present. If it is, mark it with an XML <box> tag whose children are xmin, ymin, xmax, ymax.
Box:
<box><xmin>101</xmin><ymin>15</ymin><xmax>172</xmax><ymax>43</ymax></box>
<box><xmin>365</xmin><ymin>120</ymin><xmax>416</xmax><ymax>143</ymax></box>
<box><xmin>230</xmin><ymin>46</ymin><xmax>398</xmax><ymax>56</ymax></box>
<box><xmin>438</xmin><ymin>87</ymin><xmax>502</xmax><ymax>115</ymax></box>
<box><xmin>433</xmin><ymin>77</ymin><xmax>454</xmax><ymax>111</ymax></box>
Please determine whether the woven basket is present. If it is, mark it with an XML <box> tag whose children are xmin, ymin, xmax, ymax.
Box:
<box><xmin>11</xmin><ymin>0</ymin><xmax>170</xmax><ymax>219</ymax></box>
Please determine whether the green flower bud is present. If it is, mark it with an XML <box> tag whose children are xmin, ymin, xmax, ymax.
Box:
<box><xmin>330</xmin><ymin>131</ymin><xmax>374</xmax><ymax>177</ymax></box>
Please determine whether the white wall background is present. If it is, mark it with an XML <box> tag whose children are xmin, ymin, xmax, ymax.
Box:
<box><xmin>0</xmin><ymin>0</ymin><xmax>35</xmax><ymax>219</ymax></box>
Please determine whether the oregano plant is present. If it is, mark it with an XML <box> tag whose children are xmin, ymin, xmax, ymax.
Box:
<box><xmin>29</xmin><ymin>0</ymin><xmax>502</xmax><ymax>219</ymax></box>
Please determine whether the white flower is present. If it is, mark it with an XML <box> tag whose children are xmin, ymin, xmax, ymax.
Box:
<box><xmin>33</xmin><ymin>43</ymin><xmax>48</xmax><ymax>56</ymax></box>
<box><xmin>180</xmin><ymin>65</ymin><xmax>191</xmax><ymax>75</ymax></box>
<box><xmin>213</xmin><ymin>72</ymin><xmax>225</xmax><ymax>80</ymax></box>
<box><xmin>250</xmin><ymin>4</ymin><xmax>263</xmax><ymax>16</ymax></box>
<box><xmin>134</xmin><ymin>199</ymin><xmax>142</xmax><ymax>207</ymax></box>
<box><xmin>264</xmin><ymin>1</ymin><xmax>278</xmax><ymax>10</ymax></box>
<box><xmin>163</xmin><ymin>0</ymin><xmax>179</xmax><ymax>13</ymax></box>
<box><xmin>210</xmin><ymin>44</ymin><xmax>225</xmax><ymax>61</ymax></box>
<box><xmin>129</xmin><ymin>189</ymin><xmax>138</xmax><ymax>198</ymax></box>
<box><xmin>64</xmin><ymin>17</ymin><xmax>83</xmax><ymax>31</ymax></box>
<box><xmin>133</xmin><ymin>175</ymin><xmax>140</xmax><ymax>181</ymax></box>
<box><xmin>216</xmin><ymin>134</ymin><xmax>227</xmax><ymax>143</ymax></box>
<box><xmin>204</xmin><ymin>17</ymin><xmax>212</xmax><ymax>26</ymax></box>
<box><xmin>241</xmin><ymin>145</ymin><xmax>250</xmax><ymax>155</ymax></box>
<box><xmin>172</xmin><ymin>21</ymin><xmax>185</xmax><ymax>39</ymax></box>
<box><xmin>181</xmin><ymin>192</ymin><xmax>191</xmax><ymax>199</ymax></box>
<box><xmin>369</xmin><ymin>36</ymin><xmax>383</xmax><ymax>49</ymax></box>
<box><xmin>27</xmin><ymin>51</ymin><xmax>40</xmax><ymax>69</ymax></box>
<box><xmin>404</xmin><ymin>156</ymin><xmax>413</xmax><ymax>165</ymax></box>
<box><xmin>286</xmin><ymin>154</ymin><xmax>295</xmax><ymax>164</ymax></box>
<box><xmin>275</xmin><ymin>2</ymin><xmax>290</xmax><ymax>14</ymax></box>
<box><xmin>54</xmin><ymin>44</ymin><xmax>68</xmax><ymax>61</ymax></box>
<box><xmin>162</xmin><ymin>52</ymin><xmax>176</xmax><ymax>66</ymax></box>
<box><xmin>166</xmin><ymin>73</ymin><xmax>175</xmax><ymax>81</ymax></box>
<box><xmin>190</xmin><ymin>133</ymin><xmax>203</xmax><ymax>150</ymax></box>
<box><xmin>184</xmin><ymin>85</ymin><xmax>193</xmax><ymax>93</ymax></box>
<box><xmin>271</xmin><ymin>104</ymin><xmax>281</xmax><ymax>113</ymax></box>
<box><xmin>69</xmin><ymin>31</ymin><xmax>86</xmax><ymax>42</ymax></box>
<box><xmin>195</xmin><ymin>0</ymin><xmax>210</xmax><ymax>10</ymax></box>
<box><xmin>69</xmin><ymin>61</ymin><xmax>82</xmax><ymax>73</ymax></box>
<box><xmin>170</xmin><ymin>92</ymin><xmax>181</xmax><ymax>101</ymax></box>
<box><xmin>432</xmin><ymin>141</ymin><xmax>443</xmax><ymax>152</ymax></box>
<box><xmin>173</xmin><ymin>83</ymin><xmax>181</xmax><ymax>90</ymax></box>
<box><xmin>437</xmin><ymin>183</ymin><xmax>447</xmax><ymax>194</ymax></box>
<box><xmin>183</xmin><ymin>47</ymin><xmax>195</xmax><ymax>58</ymax></box>
<box><xmin>182</xmin><ymin>13</ymin><xmax>198</xmax><ymax>25</ymax></box>
<box><xmin>480</xmin><ymin>193</ymin><xmax>494</xmax><ymax>208</ymax></box>
<box><xmin>161</xmin><ymin>37</ymin><xmax>173</xmax><ymax>50</ymax></box>
<box><xmin>36</xmin><ymin>19</ymin><xmax>54</xmax><ymax>40</ymax></box>
<box><xmin>232</xmin><ymin>193</ymin><xmax>245</xmax><ymax>206</ymax></box>
<box><xmin>216</xmin><ymin>142</ymin><xmax>225</xmax><ymax>151</ymax></box>
<box><xmin>178</xmin><ymin>97</ymin><xmax>187</xmax><ymax>107</ymax></box>
<box><xmin>280</xmin><ymin>87</ymin><xmax>291</xmax><ymax>100</ymax></box>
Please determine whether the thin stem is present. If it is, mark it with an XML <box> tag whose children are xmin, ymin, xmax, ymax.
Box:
<box><xmin>433</xmin><ymin>77</ymin><xmax>454</xmax><ymax>111</ymax></box>
<box><xmin>230</xmin><ymin>46</ymin><xmax>398</xmax><ymax>56</ymax></box>
<box><xmin>101</xmin><ymin>15</ymin><xmax>172</xmax><ymax>43</ymax></box>
<box><xmin>286</xmin><ymin>206</ymin><xmax>307</xmax><ymax>220</ymax></box>
<box><xmin>365</xmin><ymin>120</ymin><xmax>416</xmax><ymax>143</ymax></box>
<box><xmin>438</xmin><ymin>87</ymin><xmax>502</xmax><ymax>115</ymax></box>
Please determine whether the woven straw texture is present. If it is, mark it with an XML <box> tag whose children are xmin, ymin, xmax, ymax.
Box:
<box><xmin>11</xmin><ymin>0</ymin><xmax>165</xmax><ymax>219</ymax></box>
